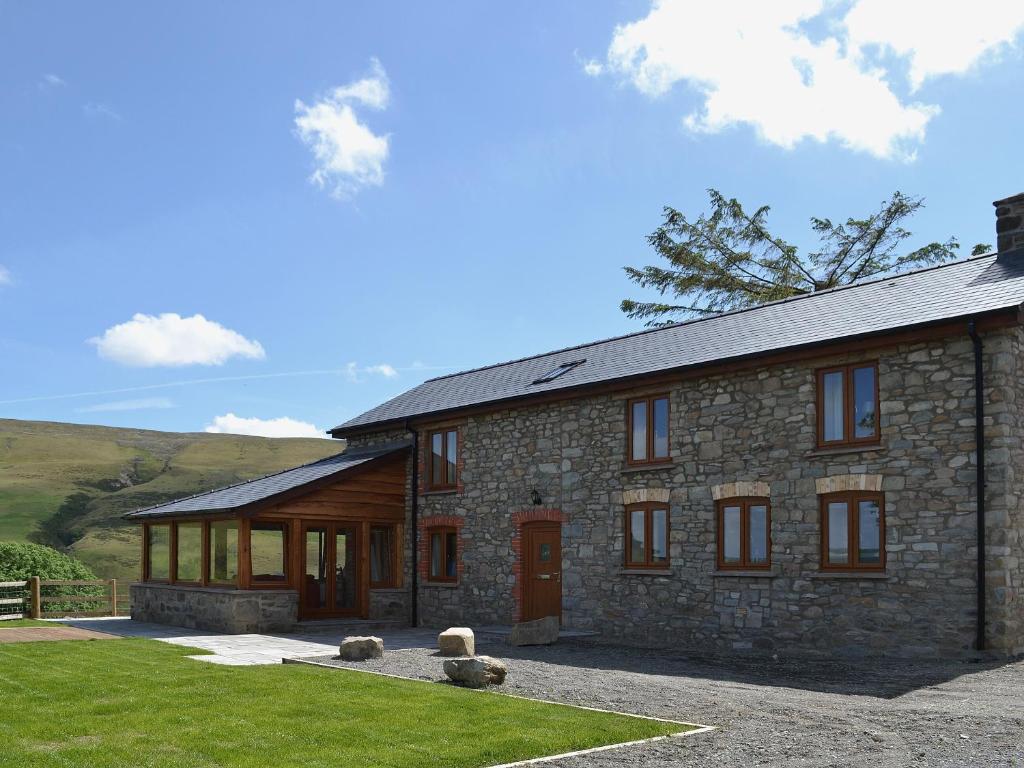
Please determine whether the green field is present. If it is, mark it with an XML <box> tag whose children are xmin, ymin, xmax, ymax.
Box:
<box><xmin>0</xmin><ymin>638</ymin><xmax>687</xmax><ymax>767</ymax></box>
<box><xmin>0</xmin><ymin>419</ymin><xmax>342</xmax><ymax>581</ymax></box>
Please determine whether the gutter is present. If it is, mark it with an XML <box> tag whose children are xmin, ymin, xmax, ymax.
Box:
<box><xmin>406</xmin><ymin>419</ymin><xmax>419</xmax><ymax>628</ymax></box>
<box><xmin>968</xmin><ymin>319</ymin><xmax>987</xmax><ymax>652</ymax></box>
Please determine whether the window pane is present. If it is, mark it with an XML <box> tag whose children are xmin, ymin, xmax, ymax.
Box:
<box><xmin>722</xmin><ymin>506</ymin><xmax>741</xmax><ymax>563</ymax></box>
<box><xmin>304</xmin><ymin>528</ymin><xmax>327</xmax><ymax>609</ymax></box>
<box><xmin>335</xmin><ymin>528</ymin><xmax>356</xmax><ymax>610</ymax></box>
<box><xmin>445</xmin><ymin>532</ymin><xmax>457</xmax><ymax>578</ymax></box>
<box><xmin>208</xmin><ymin>521</ymin><xmax>239</xmax><ymax>582</ymax></box>
<box><xmin>827</xmin><ymin>502</ymin><xmax>849</xmax><ymax>564</ymax></box>
<box><xmin>369</xmin><ymin>526</ymin><xmax>394</xmax><ymax>585</ymax></box>
<box><xmin>858</xmin><ymin>499</ymin><xmax>882</xmax><ymax>564</ymax></box>
<box><xmin>429</xmin><ymin>533</ymin><xmax>442</xmax><ymax>579</ymax></box>
<box><xmin>431</xmin><ymin>433</ymin><xmax>443</xmax><ymax>485</ymax></box>
<box><xmin>651</xmin><ymin>508</ymin><xmax>668</xmax><ymax>564</ymax></box>
<box><xmin>653</xmin><ymin>398</ymin><xmax>669</xmax><ymax>459</ymax></box>
<box><xmin>175</xmin><ymin>522</ymin><xmax>202</xmax><ymax>582</ymax></box>
<box><xmin>147</xmin><ymin>525</ymin><xmax>170</xmax><ymax>580</ymax></box>
<box><xmin>748</xmin><ymin>505</ymin><xmax>768</xmax><ymax>565</ymax></box>
<box><xmin>631</xmin><ymin>401</ymin><xmax>648</xmax><ymax>461</ymax></box>
<box><xmin>853</xmin><ymin>366</ymin><xmax>877</xmax><ymax>439</ymax></box>
<box><xmin>251</xmin><ymin>524</ymin><xmax>287</xmax><ymax>580</ymax></box>
<box><xmin>823</xmin><ymin>371</ymin><xmax>845</xmax><ymax>441</ymax></box>
<box><xmin>445</xmin><ymin>430</ymin><xmax>458</xmax><ymax>485</ymax></box>
<box><xmin>629</xmin><ymin>509</ymin><xmax>646</xmax><ymax>563</ymax></box>
<box><xmin>539</xmin><ymin>543</ymin><xmax>551</xmax><ymax>562</ymax></box>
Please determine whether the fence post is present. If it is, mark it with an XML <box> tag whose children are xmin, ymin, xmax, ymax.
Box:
<box><xmin>29</xmin><ymin>576</ymin><xmax>41</xmax><ymax>619</ymax></box>
<box><xmin>110</xmin><ymin>579</ymin><xmax>117</xmax><ymax>617</ymax></box>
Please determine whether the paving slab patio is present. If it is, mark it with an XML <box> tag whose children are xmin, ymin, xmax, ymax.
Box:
<box><xmin>54</xmin><ymin>617</ymin><xmax>443</xmax><ymax>665</ymax></box>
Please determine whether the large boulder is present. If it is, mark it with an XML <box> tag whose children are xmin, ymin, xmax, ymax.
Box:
<box><xmin>443</xmin><ymin>655</ymin><xmax>508</xmax><ymax>688</ymax></box>
<box><xmin>438</xmin><ymin>627</ymin><xmax>475</xmax><ymax>657</ymax></box>
<box><xmin>508</xmin><ymin>616</ymin><xmax>559</xmax><ymax>646</ymax></box>
<box><xmin>338</xmin><ymin>635</ymin><xmax>384</xmax><ymax>661</ymax></box>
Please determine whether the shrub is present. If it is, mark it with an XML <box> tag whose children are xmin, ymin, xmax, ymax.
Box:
<box><xmin>0</xmin><ymin>541</ymin><xmax>97</xmax><ymax>581</ymax></box>
<box><xmin>0</xmin><ymin>542</ymin><xmax>103</xmax><ymax>616</ymax></box>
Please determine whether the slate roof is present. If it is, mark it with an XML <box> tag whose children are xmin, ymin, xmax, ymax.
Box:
<box><xmin>124</xmin><ymin>443</ymin><xmax>409</xmax><ymax>519</ymax></box>
<box><xmin>333</xmin><ymin>252</ymin><xmax>1024</xmax><ymax>435</ymax></box>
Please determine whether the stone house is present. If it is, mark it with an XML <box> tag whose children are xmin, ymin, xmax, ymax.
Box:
<box><xmin>128</xmin><ymin>193</ymin><xmax>1024</xmax><ymax>657</ymax></box>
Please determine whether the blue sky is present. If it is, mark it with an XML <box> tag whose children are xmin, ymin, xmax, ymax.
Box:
<box><xmin>2</xmin><ymin>1</ymin><xmax>1023</xmax><ymax>438</ymax></box>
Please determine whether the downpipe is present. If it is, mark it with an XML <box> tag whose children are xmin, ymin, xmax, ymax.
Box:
<box><xmin>406</xmin><ymin>420</ymin><xmax>419</xmax><ymax>628</ymax></box>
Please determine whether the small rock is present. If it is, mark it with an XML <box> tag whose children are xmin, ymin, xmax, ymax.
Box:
<box><xmin>339</xmin><ymin>635</ymin><xmax>383</xmax><ymax>661</ymax></box>
<box><xmin>443</xmin><ymin>655</ymin><xmax>508</xmax><ymax>688</ymax></box>
<box><xmin>438</xmin><ymin>627</ymin><xmax>475</xmax><ymax>657</ymax></box>
<box><xmin>509</xmin><ymin>615</ymin><xmax>559</xmax><ymax>646</ymax></box>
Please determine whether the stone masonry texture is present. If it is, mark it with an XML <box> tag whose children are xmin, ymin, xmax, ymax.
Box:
<box><xmin>345</xmin><ymin>328</ymin><xmax>1024</xmax><ymax>658</ymax></box>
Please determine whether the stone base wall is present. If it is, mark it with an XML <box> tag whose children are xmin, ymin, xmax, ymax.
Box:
<box><xmin>369</xmin><ymin>588</ymin><xmax>410</xmax><ymax>621</ymax></box>
<box><xmin>130</xmin><ymin>583</ymin><xmax>298</xmax><ymax>633</ymax></box>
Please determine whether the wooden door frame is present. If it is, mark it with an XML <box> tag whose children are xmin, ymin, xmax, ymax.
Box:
<box><xmin>521</xmin><ymin>521</ymin><xmax>562</xmax><ymax>623</ymax></box>
<box><xmin>298</xmin><ymin>521</ymin><xmax>367</xmax><ymax>620</ymax></box>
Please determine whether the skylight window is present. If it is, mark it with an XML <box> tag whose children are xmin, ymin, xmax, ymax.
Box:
<box><xmin>532</xmin><ymin>359</ymin><xmax>585</xmax><ymax>385</ymax></box>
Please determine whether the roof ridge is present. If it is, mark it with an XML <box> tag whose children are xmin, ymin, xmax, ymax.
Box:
<box><xmin>421</xmin><ymin>253</ymin><xmax>996</xmax><ymax>384</ymax></box>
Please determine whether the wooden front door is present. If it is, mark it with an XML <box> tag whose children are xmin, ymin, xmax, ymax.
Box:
<box><xmin>522</xmin><ymin>522</ymin><xmax>562</xmax><ymax>622</ymax></box>
<box><xmin>301</xmin><ymin>523</ymin><xmax>363</xmax><ymax>619</ymax></box>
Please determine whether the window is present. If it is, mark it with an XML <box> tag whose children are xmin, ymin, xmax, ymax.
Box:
<box><xmin>428</xmin><ymin>429</ymin><xmax>459</xmax><ymax>490</ymax></box>
<box><xmin>175</xmin><ymin>522</ymin><xmax>203</xmax><ymax>583</ymax></box>
<box><xmin>627</xmin><ymin>394</ymin><xmax>670</xmax><ymax>464</ymax></box>
<box><xmin>821</xmin><ymin>492</ymin><xmax>885</xmax><ymax>571</ymax></box>
<box><xmin>251</xmin><ymin>523</ymin><xmax>288</xmax><ymax>582</ymax></box>
<box><xmin>532</xmin><ymin>359</ymin><xmax>585</xmax><ymax>385</ymax></box>
<box><xmin>624</xmin><ymin>503</ymin><xmax>670</xmax><ymax>568</ymax></box>
<box><xmin>146</xmin><ymin>524</ymin><xmax>171</xmax><ymax>581</ymax></box>
<box><xmin>817</xmin><ymin>362</ymin><xmax>879</xmax><ymax>446</ymax></box>
<box><xmin>428</xmin><ymin>527</ymin><xmax>457</xmax><ymax>582</ymax></box>
<box><xmin>369</xmin><ymin>525</ymin><xmax>398</xmax><ymax>588</ymax></box>
<box><xmin>716</xmin><ymin>498</ymin><xmax>771</xmax><ymax>570</ymax></box>
<box><xmin>208</xmin><ymin>520</ymin><xmax>239</xmax><ymax>584</ymax></box>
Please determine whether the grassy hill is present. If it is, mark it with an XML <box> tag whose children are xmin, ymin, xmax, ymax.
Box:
<box><xmin>0</xmin><ymin>419</ymin><xmax>343</xmax><ymax>582</ymax></box>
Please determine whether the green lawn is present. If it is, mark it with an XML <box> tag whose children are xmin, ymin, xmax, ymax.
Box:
<box><xmin>0</xmin><ymin>638</ymin><xmax>689</xmax><ymax>767</ymax></box>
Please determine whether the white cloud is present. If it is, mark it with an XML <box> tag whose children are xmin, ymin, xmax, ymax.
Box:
<box><xmin>582</xmin><ymin>59</ymin><xmax>605</xmax><ymax>77</ymax></box>
<box><xmin>844</xmin><ymin>0</ymin><xmax>1024</xmax><ymax>90</ymax></box>
<box><xmin>294</xmin><ymin>58</ymin><xmax>391</xmax><ymax>198</ymax></box>
<box><xmin>39</xmin><ymin>73</ymin><xmax>65</xmax><ymax>88</ymax></box>
<box><xmin>0</xmin><ymin>266</ymin><xmax>10</xmax><ymax>286</ymax></box>
<box><xmin>83</xmin><ymin>102</ymin><xmax>122</xmax><ymax>121</ymax></box>
<box><xmin>204</xmin><ymin>413</ymin><xmax>325</xmax><ymax>439</ymax></box>
<box><xmin>89</xmin><ymin>313</ymin><xmax>266</xmax><ymax>367</ymax></box>
<box><xmin>595</xmin><ymin>0</ymin><xmax>1024</xmax><ymax>160</ymax></box>
<box><xmin>77</xmin><ymin>397</ymin><xmax>174</xmax><ymax>413</ymax></box>
<box><xmin>344</xmin><ymin>361</ymin><xmax>399</xmax><ymax>382</ymax></box>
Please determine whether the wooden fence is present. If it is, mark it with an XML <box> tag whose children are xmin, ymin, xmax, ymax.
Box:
<box><xmin>0</xmin><ymin>578</ymin><xmax>128</xmax><ymax>620</ymax></box>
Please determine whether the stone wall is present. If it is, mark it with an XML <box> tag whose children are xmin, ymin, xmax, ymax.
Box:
<box><xmin>131</xmin><ymin>583</ymin><xmax>298</xmax><ymax>633</ymax></box>
<box><xmin>383</xmin><ymin>327</ymin><xmax>1021</xmax><ymax>658</ymax></box>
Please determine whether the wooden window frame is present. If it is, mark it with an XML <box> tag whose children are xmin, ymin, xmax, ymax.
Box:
<box><xmin>623</xmin><ymin>502</ymin><xmax>671</xmax><ymax>569</ymax></box>
<box><xmin>626</xmin><ymin>394</ymin><xmax>672</xmax><ymax>466</ymax></box>
<box><xmin>142</xmin><ymin>522</ymin><xmax>172</xmax><ymax>583</ymax></box>
<box><xmin>820</xmin><ymin>491</ymin><xmax>886</xmax><ymax>572</ymax></box>
<box><xmin>716</xmin><ymin>497</ymin><xmax>772</xmax><ymax>570</ymax></box>
<box><xmin>427</xmin><ymin>526</ymin><xmax>458</xmax><ymax>583</ymax></box>
<box><xmin>249</xmin><ymin>520</ymin><xmax>290</xmax><ymax>586</ymax></box>
<box><xmin>206</xmin><ymin>519</ymin><xmax>241</xmax><ymax>587</ymax></box>
<box><xmin>172</xmin><ymin>521</ymin><xmax>204</xmax><ymax>585</ymax></box>
<box><xmin>426</xmin><ymin>429</ymin><xmax>459</xmax><ymax>491</ymax></box>
<box><xmin>816</xmin><ymin>362</ymin><xmax>880</xmax><ymax>448</ymax></box>
<box><xmin>369</xmin><ymin>523</ymin><xmax>400</xmax><ymax>589</ymax></box>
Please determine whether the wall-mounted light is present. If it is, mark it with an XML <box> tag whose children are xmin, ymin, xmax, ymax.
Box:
<box><xmin>530</xmin><ymin>489</ymin><xmax>542</xmax><ymax>506</ymax></box>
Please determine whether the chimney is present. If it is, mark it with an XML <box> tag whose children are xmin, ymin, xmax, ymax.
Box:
<box><xmin>994</xmin><ymin>193</ymin><xmax>1024</xmax><ymax>254</ymax></box>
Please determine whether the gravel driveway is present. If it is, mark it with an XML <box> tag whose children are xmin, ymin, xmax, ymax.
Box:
<box><xmin>299</xmin><ymin>637</ymin><xmax>1024</xmax><ymax>767</ymax></box>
